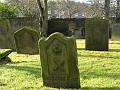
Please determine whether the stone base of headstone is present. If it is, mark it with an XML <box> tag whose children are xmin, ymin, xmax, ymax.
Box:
<box><xmin>85</xmin><ymin>18</ymin><xmax>109</xmax><ymax>51</ymax></box>
<box><xmin>44</xmin><ymin>77</ymin><xmax>80</xmax><ymax>88</ymax></box>
<box><xmin>39</xmin><ymin>32</ymin><xmax>80</xmax><ymax>89</ymax></box>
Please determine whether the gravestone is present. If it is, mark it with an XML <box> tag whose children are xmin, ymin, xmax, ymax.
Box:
<box><xmin>39</xmin><ymin>32</ymin><xmax>80</xmax><ymax>89</ymax></box>
<box><xmin>0</xmin><ymin>49</ymin><xmax>12</xmax><ymax>64</ymax></box>
<box><xmin>14</xmin><ymin>27</ymin><xmax>39</xmax><ymax>54</ymax></box>
<box><xmin>112</xmin><ymin>23</ymin><xmax>120</xmax><ymax>41</ymax></box>
<box><xmin>85</xmin><ymin>18</ymin><xmax>109</xmax><ymax>51</ymax></box>
<box><xmin>0</xmin><ymin>18</ymin><xmax>13</xmax><ymax>49</ymax></box>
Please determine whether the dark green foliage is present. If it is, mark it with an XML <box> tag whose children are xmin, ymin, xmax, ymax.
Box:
<box><xmin>0</xmin><ymin>2</ymin><xmax>17</xmax><ymax>18</ymax></box>
<box><xmin>85</xmin><ymin>18</ymin><xmax>109</xmax><ymax>51</ymax></box>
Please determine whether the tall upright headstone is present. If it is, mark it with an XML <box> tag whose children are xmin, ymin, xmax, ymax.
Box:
<box><xmin>39</xmin><ymin>32</ymin><xmax>80</xmax><ymax>89</ymax></box>
<box><xmin>0</xmin><ymin>18</ymin><xmax>13</xmax><ymax>49</ymax></box>
<box><xmin>85</xmin><ymin>18</ymin><xmax>109</xmax><ymax>51</ymax></box>
<box><xmin>14</xmin><ymin>27</ymin><xmax>39</xmax><ymax>54</ymax></box>
<box><xmin>112</xmin><ymin>23</ymin><xmax>120</xmax><ymax>41</ymax></box>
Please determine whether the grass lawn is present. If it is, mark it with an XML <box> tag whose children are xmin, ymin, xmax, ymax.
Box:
<box><xmin>0</xmin><ymin>39</ymin><xmax>120</xmax><ymax>90</ymax></box>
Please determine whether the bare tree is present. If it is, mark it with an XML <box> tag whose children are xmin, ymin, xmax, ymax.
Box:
<box><xmin>8</xmin><ymin>0</ymin><xmax>39</xmax><ymax>17</ymax></box>
<box><xmin>37</xmin><ymin>0</ymin><xmax>48</xmax><ymax>37</ymax></box>
<box><xmin>116</xmin><ymin>0</ymin><xmax>120</xmax><ymax>18</ymax></box>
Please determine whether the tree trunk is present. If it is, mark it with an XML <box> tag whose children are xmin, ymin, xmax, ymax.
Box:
<box><xmin>104</xmin><ymin>0</ymin><xmax>111</xmax><ymax>39</ymax></box>
<box><xmin>37</xmin><ymin>0</ymin><xmax>48</xmax><ymax>37</ymax></box>
<box><xmin>104</xmin><ymin>0</ymin><xmax>110</xmax><ymax>19</ymax></box>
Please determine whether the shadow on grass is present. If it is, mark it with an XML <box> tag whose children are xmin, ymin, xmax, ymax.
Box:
<box><xmin>77</xmin><ymin>48</ymin><xmax>85</xmax><ymax>50</ymax></box>
<box><xmin>80</xmin><ymin>70</ymin><xmax>120</xmax><ymax>80</ymax></box>
<box><xmin>21</xmin><ymin>87</ymin><xmax>120</xmax><ymax>90</ymax></box>
<box><xmin>0</xmin><ymin>82</ymin><xmax>7</xmax><ymax>86</ymax></box>
<box><xmin>11</xmin><ymin>61</ymin><xmax>38</xmax><ymax>64</ymax></box>
<box><xmin>109</xmin><ymin>49</ymin><xmax>120</xmax><ymax>52</ymax></box>
<box><xmin>78</xmin><ymin>54</ymin><xmax>120</xmax><ymax>59</ymax></box>
<box><xmin>0</xmin><ymin>57</ymin><xmax>12</xmax><ymax>65</ymax></box>
<box><xmin>109</xmin><ymin>42</ymin><xmax>120</xmax><ymax>44</ymax></box>
<box><xmin>77</xmin><ymin>48</ymin><xmax>120</xmax><ymax>52</ymax></box>
<box><xmin>80</xmin><ymin>87</ymin><xmax>120</xmax><ymax>90</ymax></box>
<box><xmin>4</xmin><ymin>65</ymin><xmax>41</xmax><ymax>78</ymax></box>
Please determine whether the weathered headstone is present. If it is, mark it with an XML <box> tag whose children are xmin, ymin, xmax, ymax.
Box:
<box><xmin>85</xmin><ymin>18</ymin><xmax>109</xmax><ymax>51</ymax></box>
<box><xmin>0</xmin><ymin>49</ymin><xmax>12</xmax><ymax>64</ymax></box>
<box><xmin>112</xmin><ymin>23</ymin><xmax>120</xmax><ymax>41</ymax></box>
<box><xmin>39</xmin><ymin>32</ymin><xmax>80</xmax><ymax>89</ymax></box>
<box><xmin>0</xmin><ymin>18</ymin><xmax>13</xmax><ymax>49</ymax></box>
<box><xmin>14</xmin><ymin>27</ymin><xmax>39</xmax><ymax>54</ymax></box>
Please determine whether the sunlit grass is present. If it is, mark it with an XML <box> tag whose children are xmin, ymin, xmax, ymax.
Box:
<box><xmin>0</xmin><ymin>39</ymin><xmax>120</xmax><ymax>90</ymax></box>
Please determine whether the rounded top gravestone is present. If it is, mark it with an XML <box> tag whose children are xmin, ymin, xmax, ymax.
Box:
<box><xmin>39</xmin><ymin>32</ymin><xmax>80</xmax><ymax>89</ymax></box>
<box><xmin>14</xmin><ymin>27</ymin><xmax>39</xmax><ymax>54</ymax></box>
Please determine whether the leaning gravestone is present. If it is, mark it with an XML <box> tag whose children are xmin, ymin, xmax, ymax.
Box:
<box><xmin>0</xmin><ymin>49</ymin><xmax>12</xmax><ymax>64</ymax></box>
<box><xmin>111</xmin><ymin>23</ymin><xmax>120</xmax><ymax>41</ymax></box>
<box><xmin>39</xmin><ymin>32</ymin><xmax>80</xmax><ymax>89</ymax></box>
<box><xmin>14</xmin><ymin>27</ymin><xmax>39</xmax><ymax>54</ymax></box>
<box><xmin>85</xmin><ymin>18</ymin><xmax>109</xmax><ymax>51</ymax></box>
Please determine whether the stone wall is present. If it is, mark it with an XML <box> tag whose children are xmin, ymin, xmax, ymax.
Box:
<box><xmin>48</xmin><ymin>18</ymin><xmax>85</xmax><ymax>38</ymax></box>
<box><xmin>0</xmin><ymin>17</ymin><xmax>85</xmax><ymax>49</ymax></box>
<box><xmin>0</xmin><ymin>17</ymin><xmax>40</xmax><ymax>49</ymax></box>
<box><xmin>9</xmin><ymin>17</ymin><xmax>40</xmax><ymax>32</ymax></box>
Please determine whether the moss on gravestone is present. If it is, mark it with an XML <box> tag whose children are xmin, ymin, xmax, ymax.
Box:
<box><xmin>39</xmin><ymin>32</ymin><xmax>80</xmax><ymax>89</ymax></box>
<box><xmin>0</xmin><ymin>18</ymin><xmax>13</xmax><ymax>49</ymax></box>
<box><xmin>85</xmin><ymin>18</ymin><xmax>109</xmax><ymax>51</ymax></box>
<box><xmin>14</xmin><ymin>27</ymin><xmax>39</xmax><ymax>54</ymax></box>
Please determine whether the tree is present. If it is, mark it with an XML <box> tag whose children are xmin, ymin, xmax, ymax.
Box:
<box><xmin>37</xmin><ymin>0</ymin><xmax>48</xmax><ymax>37</ymax></box>
<box><xmin>104</xmin><ymin>0</ymin><xmax>110</xmax><ymax>19</ymax></box>
<box><xmin>48</xmin><ymin>0</ymin><xmax>57</xmax><ymax>18</ymax></box>
<box><xmin>54</xmin><ymin>0</ymin><xmax>85</xmax><ymax>18</ymax></box>
<box><xmin>8</xmin><ymin>0</ymin><xmax>39</xmax><ymax>17</ymax></box>
<box><xmin>0</xmin><ymin>2</ymin><xmax>17</xmax><ymax>18</ymax></box>
<box><xmin>116</xmin><ymin>0</ymin><xmax>120</xmax><ymax>18</ymax></box>
<box><xmin>86</xmin><ymin>0</ymin><xmax>104</xmax><ymax>18</ymax></box>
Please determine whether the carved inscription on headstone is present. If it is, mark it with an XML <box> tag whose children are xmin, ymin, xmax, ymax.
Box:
<box><xmin>39</xmin><ymin>32</ymin><xmax>80</xmax><ymax>88</ymax></box>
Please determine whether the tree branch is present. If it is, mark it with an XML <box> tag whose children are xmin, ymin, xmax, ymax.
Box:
<box><xmin>37</xmin><ymin>0</ymin><xmax>44</xmax><ymax>15</ymax></box>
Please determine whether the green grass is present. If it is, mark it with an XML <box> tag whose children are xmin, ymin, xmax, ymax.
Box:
<box><xmin>0</xmin><ymin>39</ymin><xmax>120</xmax><ymax>90</ymax></box>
